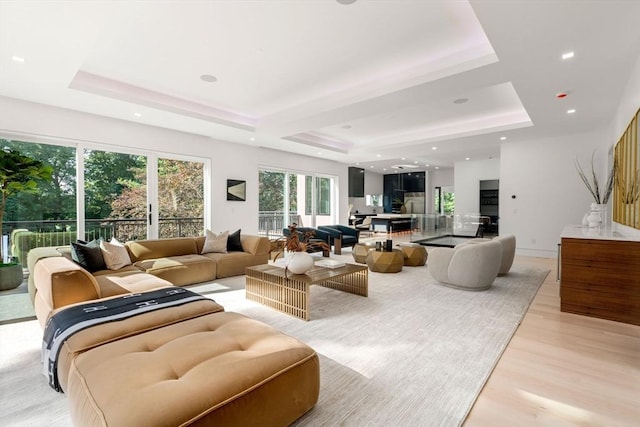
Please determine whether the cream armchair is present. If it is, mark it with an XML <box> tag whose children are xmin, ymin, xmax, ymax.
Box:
<box><xmin>427</xmin><ymin>240</ymin><xmax>502</xmax><ymax>291</ymax></box>
<box><xmin>457</xmin><ymin>234</ymin><xmax>516</xmax><ymax>275</ymax></box>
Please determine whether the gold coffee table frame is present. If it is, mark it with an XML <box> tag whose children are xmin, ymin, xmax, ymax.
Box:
<box><xmin>246</xmin><ymin>263</ymin><xmax>368</xmax><ymax>321</ymax></box>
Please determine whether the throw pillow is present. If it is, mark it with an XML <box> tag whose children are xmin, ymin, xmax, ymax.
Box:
<box><xmin>227</xmin><ymin>229</ymin><xmax>243</xmax><ymax>252</ymax></box>
<box><xmin>201</xmin><ymin>230</ymin><xmax>229</xmax><ymax>254</ymax></box>
<box><xmin>100</xmin><ymin>238</ymin><xmax>132</xmax><ymax>270</ymax></box>
<box><xmin>70</xmin><ymin>239</ymin><xmax>106</xmax><ymax>272</ymax></box>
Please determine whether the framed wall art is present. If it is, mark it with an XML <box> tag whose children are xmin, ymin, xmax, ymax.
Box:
<box><xmin>227</xmin><ymin>179</ymin><xmax>246</xmax><ymax>201</ymax></box>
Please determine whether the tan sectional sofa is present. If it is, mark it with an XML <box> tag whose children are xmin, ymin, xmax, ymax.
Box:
<box><xmin>31</xmin><ymin>235</ymin><xmax>320</xmax><ymax>426</ymax></box>
<box><xmin>27</xmin><ymin>234</ymin><xmax>270</xmax><ymax>307</ymax></box>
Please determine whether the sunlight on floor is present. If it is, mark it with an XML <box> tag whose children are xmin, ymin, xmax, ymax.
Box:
<box><xmin>519</xmin><ymin>389</ymin><xmax>595</xmax><ymax>425</ymax></box>
<box><xmin>310</xmin><ymin>338</ymin><xmax>414</xmax><ymax>379</ymax></box>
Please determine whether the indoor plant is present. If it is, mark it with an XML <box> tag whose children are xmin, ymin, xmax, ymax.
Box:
<box><xmin>574</xmin><ymin>151</ymin><xmax>616</xmax><ymax>228</ymax></box>
<box><xmin>574</xmin><ymin>151</ymin><xmax>616</xmax><ymax>206</ymax></box>
<box><xmin>0</xmin><ymin>148</ymin><xmax>52</xmax><ymax>290</ymax></box>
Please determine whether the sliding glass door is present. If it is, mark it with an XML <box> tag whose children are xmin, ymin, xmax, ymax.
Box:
<box><xmin>83</xmin><ymin>149</ymin><xmax>147</xmax><ymax>241</ymax></box>
<box><xmin>2</xmin><ymin>138</ymin><xmax>207</xmax><ymax>255</ymax></box>
<box><xmin>258</xmin><ymin>168</ymin><xmax>336</xmax><ymax>236</ymax></box>
<box><xmin>157</xmin><ymin>157</ymin><xmax>205</xmax><ymax>238</ymax></box>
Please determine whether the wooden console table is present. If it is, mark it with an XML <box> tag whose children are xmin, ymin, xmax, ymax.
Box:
<box><xmin>559</xmin><ymin>225</ymin><xmax>640</xmax><ymax>326</ymax></box>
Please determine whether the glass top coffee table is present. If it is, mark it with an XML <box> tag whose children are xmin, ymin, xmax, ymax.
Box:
<box><xmin>245</xmin><ymin>262</ymin><xmax>368</xmax><ymax>321</ymax></box>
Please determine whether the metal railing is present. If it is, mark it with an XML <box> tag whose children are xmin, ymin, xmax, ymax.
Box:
<box><xmin>258</xmin><ymin>211</ymin><xmax>300</xmax><ymax>237</ymax></box>
<box><xmin>5</xmin><ymin>217</ymin><xmax>204</xmax><ymax>244</ymax></box>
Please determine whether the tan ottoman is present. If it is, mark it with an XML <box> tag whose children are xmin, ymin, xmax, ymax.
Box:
<box><xmin>399</xmin><ymin>244</ymin><xmax>428</xmax><ymax>266</ymax></box>
<box><xmin>66</xmin><ymin>311</ymin><xmax>320</xmax><ymax>427</ymax></box>
<box><xmin>352</xmin><ymin>242</ymin><xmax>377</xmax><ymax>263</ymax></box>
<box><xmin>366</xmin><ymin>249</ymin><xmax>404</xmax><ymax>273</ymax></box>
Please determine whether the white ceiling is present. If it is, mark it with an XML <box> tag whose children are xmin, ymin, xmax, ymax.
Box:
<box><xmin>1</xmin><ymin>0</ymin><xmax>639</xmax><ymax>173</ymax></box>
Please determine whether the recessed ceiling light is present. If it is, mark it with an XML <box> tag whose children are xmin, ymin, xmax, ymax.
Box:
<box><xmin>401</xmin><ymin>157</ymin><xmax>406</xmax><ymax>160</ymax></box>
<box><xmin>500</xmin><ymin>136</ymin><xmax>507</xmax><ymax>141</ymax></box>
<box><xmin>370</xmin><ymin>165</ymin><xmax>374</xmax><ymax>168</ymax></box>
<box><xmin>200</xmin><ymin>74</ymin><xmax>217</xmax><ymax>83</ymax></box>
<box><xmin>250</xmin><ymin>137</ymin><xmax>255</xmax><ymax>141</ymax></box>
<box><xmin>376</xmin><ymin>154</ymin><xmax>381</xmax><ymax>158</ymax></box>
<box><xmin>435</xmin><ymin>166</ymin><xmax>439</xmax><ymax>170</ymax></box>
<box><xmin>465</xmin><ymin>157</ymin><xmax>470</xmax><ymax>160</ymax></box>
<box><xmin>432</xmin><ymin>147</ymin><xmax>437</xmax><ymax>150</ymax></box>
<box><xmin>414</xmin><ymin>161</ymin><xmax>418</xmax><ymax>164</ymax></box>
<box><xmin>567</xmin><ymin>109</ymin><xmax>576</xmax><ymax>114</ymax></box>
<box><xmin>133</xmin><ymin>112</ymin><xmax>142</xmax><ymax>117</ymax></box>
<box><xmin>562</xmin><ymin>51</ymin><xmax>574</xmax><ymax>60</ymax></box>
<box><xmin>355</xmin><ymin>162</ymin><xmax>360</xmax><ymax>165</ymax></box>
<box><xmin>11</xmin><ymin>55</ymin><xmax>24</xmax><ymax>63</ymax></box>
<box><xmin>425</xmin><ymin>164</ymin><xmax>430</xmax><ymax>167</ymax></box>
<box><xmin>383</xmin><ymin>168</ymin><xmax>387</xmax><ymax>171</ymax></box>
<box><xmin>317</xmin><ymin>152</ymin><xmax>322</xmax><ymax>155</ymax></box>
<box><xmin>453</xmin><ymin>98</ymin><xmax>469</xmax><ymax>104</ymax></box>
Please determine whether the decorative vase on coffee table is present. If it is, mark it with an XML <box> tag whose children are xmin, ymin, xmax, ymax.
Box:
<box><xmin>285</xmin><ymin>251</ymin><xmax>314</xmax><ymax>274</ymax></box>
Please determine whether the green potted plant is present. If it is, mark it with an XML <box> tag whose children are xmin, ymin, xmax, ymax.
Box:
<box><xmin>0</xmin><ymin>148</ymin><xmax>53</xmax><ymax>290</ymax></box>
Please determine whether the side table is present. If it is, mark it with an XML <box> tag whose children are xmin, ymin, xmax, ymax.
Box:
<box><xmin>365</xmin><ymin>249</ymin><xmax>403</xmax><ymax>273</ymax></box>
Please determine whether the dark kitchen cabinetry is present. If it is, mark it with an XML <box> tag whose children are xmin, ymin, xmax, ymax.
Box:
<box><xmin>348</xmin><ymin>167</ymin><xmax>364</xmax><ymax>197</ymax></box>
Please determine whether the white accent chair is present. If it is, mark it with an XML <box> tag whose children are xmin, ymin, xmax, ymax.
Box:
<box><xmin>355</xmin><ymin>216</ymin><xmax>372</xmax><ymax>237</ymax></box>
<box><xmin>427</xmin><ymin>240</ymin><xmax>502</xmax><ymax>291</ymax></box>
<box><xmin>458</xmin><ymin>234</ymin><xmax>516</xmax><ymax>275</ymax></box>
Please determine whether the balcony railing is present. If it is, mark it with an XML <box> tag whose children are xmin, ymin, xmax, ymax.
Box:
<box><xmin>4</xmin><ymin>217</ymin><xmax>204</xmax><ymax>242</ymax></box>
<box><xmin>6</xmin><ymin>213</ymin><xmax>304</xmax><ymax>265</ymax></box>
<box><xmin>257</xmin><ymin>211</ymin><xmax>300</xmax><ymax>238</ymax></box>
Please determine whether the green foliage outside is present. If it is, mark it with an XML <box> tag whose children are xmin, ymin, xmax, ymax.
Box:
<box><xmin>2</xmin><ymin>139</ymin><xmax>204</xmax><ymax>236</ymax></box>
<box><xmin>443</xmin><ymin>192</ymin><xmax>455</xmax><ymax>214</ymax></box>
<box><xmin>258</xmin><ymin>171</ymin><xmax>297</xmax><ymax>212</ymax></box>
<box><xmin>0</xmin><ymin>146</ymin><xmax>53</xmax><ymax>259</ymax></box>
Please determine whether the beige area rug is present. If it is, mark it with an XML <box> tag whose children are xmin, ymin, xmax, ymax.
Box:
<box><xmin>0</xmin><ymin>254</ymin><xmax>548</xmax><ymax>427</ymax></box>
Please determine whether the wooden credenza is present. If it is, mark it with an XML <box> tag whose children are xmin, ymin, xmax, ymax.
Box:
<box><xmin>560</xmin><ymin>225</ymin><xmax>640</xmax><ymax>326</ymax></box>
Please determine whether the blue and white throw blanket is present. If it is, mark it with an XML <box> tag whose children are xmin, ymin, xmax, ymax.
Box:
<box><xmin>42</xmin><ymin>287</ymin><xmax>209</xmax><ymax>392</ymax></box>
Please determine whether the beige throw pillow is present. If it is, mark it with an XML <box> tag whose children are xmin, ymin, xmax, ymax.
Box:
<box><xmin>100</xmin><ymin>238</ymin><xmax>132</xmax><ymax>270</ymax></box>
<box><xmin>202</xmin><ymin>230</ymin><xmax>229</xmax><ymax>254</ymax></box>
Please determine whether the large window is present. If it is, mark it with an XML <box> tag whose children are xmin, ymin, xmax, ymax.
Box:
<box><xmin>2</xmin><ymin>138</ymin><xmax>207</xmax><ymax>257</ymax></box>
<box><xmin>259</xmin><ymin>168</ymin><xmax>337</xmax><ymax>236</ymax></box>
<box><xmin>1</xmin><ymin>139</ymin><xmax>77</xmax><ymax>247</ymax></box>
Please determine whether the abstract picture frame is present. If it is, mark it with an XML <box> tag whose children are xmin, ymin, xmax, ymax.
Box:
<box><xmin>227</xmin><ymin>179</ymin><xmax>246</xmax><ymax>201</ymax></box>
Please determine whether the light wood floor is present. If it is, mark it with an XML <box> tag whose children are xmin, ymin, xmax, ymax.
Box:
<box><xmin>463</xmin><ymin>256</ymin><xmax>640</xmax><ymax>426</ymax></box>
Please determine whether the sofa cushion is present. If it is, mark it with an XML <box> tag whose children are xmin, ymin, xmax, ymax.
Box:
<box><xmin>100</xmin><ymin>238</ymin><xmax>132</xmax><ymax>270</ymax></box>
<box><xmin>126</xmin><ymin>238</ymin><xmax>199</xmax><ymax>262</ymax></box>
<box><xmin>133</xmin><ymin>254</ymin><xmax>216</xmax><ymax>286</ymax></box>
<box><xmin>227</xmin><ymin>229</ymin><xmax>243</xmax><ymax>252</ymax></box>
<box><xmin>202</xmin><ymin>251</ymin><xmax>269</xmax><ymax>278</ymax></box>
<box><xmin>71</xmin><ymin>239</ymin><xmax>106</xmax><ymax>272</ymax></box>
<box><xmin>54</xmin><ymin>297</ymin><xmax>224</xmax><ymax>392</ymax></box>
<box><xmin>95</xmin><ymin>272</ymin><xmax>172</xmax><ymax>298</ymax></box>
<box><xmin>201</xmin><ymin>230</ymin><xmax>228</xmax><ymax>254</ymax></box>
<box><xmin>66</xmin><ymin>312</ymin><xmax>319</xmax><ymax>427</ymax></box>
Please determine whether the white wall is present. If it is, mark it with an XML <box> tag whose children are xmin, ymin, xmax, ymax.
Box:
<box><xmin>453</xmin><ymin>159</ymin><xmax>500</xmax><ymax>215</ymax></box>
<box><xmin>500</xmin><ymin>130</ymin><xmax>607</xmax><ymax>257</ymax></box>
<box><xmin>0</xmin><ymin>96</ymin><xmax>348</xmax><ymax>234</ymax></box>
<box><xmin>426</xmin><ymin>168</ymin><xmax>454</xmax><ymax>213</ymax></box>
<box><xmin>349</xmin><ymin>170</ymin><xmax>383</xmax><ymax>215</ymax></box>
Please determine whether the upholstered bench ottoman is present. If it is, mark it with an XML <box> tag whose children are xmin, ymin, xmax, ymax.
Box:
<box><xmin>65</xmin><ymin>311</ymin><xmax>320</xmax><ymax>426</ymax></box>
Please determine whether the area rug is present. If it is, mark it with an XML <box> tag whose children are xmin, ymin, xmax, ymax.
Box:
<box><xmin>0</xmin><ymin>259</ymin><xmax>548</xmax><ymax>426</ymax></box>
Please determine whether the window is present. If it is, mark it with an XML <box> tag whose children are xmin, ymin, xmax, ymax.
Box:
<box><xmin>259</xmin><ymin>168</ymin><xmax>336</xmax><ymax>236</ymax></box>
<box><xmin>1</xmin><ymin>138</ymin><xmax>77</xmax><ymax>247</ymax></box>
<box><xmin>2</xmin><ymin>138</ymin><xmax>207</xmax><ymax>251</ymax></box>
